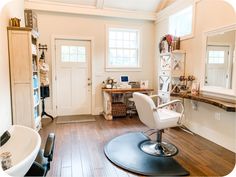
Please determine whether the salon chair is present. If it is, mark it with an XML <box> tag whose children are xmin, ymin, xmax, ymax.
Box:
<box><xmin>133</xmin><ymin>92</ymin><xmax>184</xmax><ymax>157</ymax></box>
<box><xmin>25</xmin><ymin>133</ymin><xmax>55</xmax><ymax>177</ymax></box>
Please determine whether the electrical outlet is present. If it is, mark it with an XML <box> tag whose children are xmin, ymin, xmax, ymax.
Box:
<box><xmin>215</xmin><ymin>112</ymin><xmax>221</xmax><ymax>120</ymax></box>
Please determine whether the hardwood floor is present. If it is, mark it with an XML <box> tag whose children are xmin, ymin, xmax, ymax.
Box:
<box><xmin>40</xmin><ymin>116</ymin><xmax>235</xmax><ymax>177</ymax></box>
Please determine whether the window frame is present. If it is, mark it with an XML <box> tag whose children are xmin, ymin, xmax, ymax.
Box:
<box><xmin>168</xmin><ymin>0</ymin><xmax>196</xmax><ymax>41</ymax></box>
<box><xmin>105</xmin><ymin>25</ymin><xmax>142</xmax><ymax>71</ymax></box>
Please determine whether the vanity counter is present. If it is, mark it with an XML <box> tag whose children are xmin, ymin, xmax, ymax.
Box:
<box><xmin>171</xmin><ymin>92</ymin><xmax>236</xmax><ymax>112</ymax></box>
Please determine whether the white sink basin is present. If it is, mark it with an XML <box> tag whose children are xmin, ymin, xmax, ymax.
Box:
<box><xmin>0</xmin><ymin>125</ymin><xmax>41</xmax><ymax>177</ymax></box>
<box><xmin>0</xmin><ymin>165</ymin><xmax>9</xmax><ymax>177</ymax></box>
<box><xmin>0</xmin><ymin>166</ymin><xmax>10</xmax><ymax>177</ymax></box>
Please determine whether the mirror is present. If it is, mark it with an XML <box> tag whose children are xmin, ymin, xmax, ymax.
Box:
<box><xmin>205</xmin><ymin>29</ymin><xmax>235</xmax><ymax>89</ymax></box>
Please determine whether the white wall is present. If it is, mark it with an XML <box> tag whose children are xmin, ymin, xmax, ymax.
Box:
<box><xmin>0</xmin><ymin>0</ymin><xmax>24</xmax><ymax>135</ymax></box>
<box><xmin>36</xmin><ymin>12</ymin><xmax>155</xmax><ymax>115</ymax></box>
<box><xmin>156</xmin><ymin>0</ymin><xmax>236</xmax><ymax>152</ymax></box>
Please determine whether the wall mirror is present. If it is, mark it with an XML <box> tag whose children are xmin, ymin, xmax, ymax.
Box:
<box><xmin>202</xmin><ymin>24</ymin><xmax>236</xmax><ymax>100</ymax></box>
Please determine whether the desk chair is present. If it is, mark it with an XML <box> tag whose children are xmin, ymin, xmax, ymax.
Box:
<box><xmin>25</xmin><ymin>133</ymin><xmax>55</xmax><ymax>177</ymax></box>
<box><xmin>133</xmin><ymin>92</ymin><xmax>184</xmax><ymax>157</ymax></box>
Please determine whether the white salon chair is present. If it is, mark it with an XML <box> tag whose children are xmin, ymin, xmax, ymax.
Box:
<box><xmin>133</xmin><ymin>92</ymin><xmax>184</xmax><ymax>157</ymax></box>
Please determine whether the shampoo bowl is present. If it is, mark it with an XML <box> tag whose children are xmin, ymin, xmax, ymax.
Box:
<box><xmin>0</xmin><ymin>125</ymin><xmax>41</xmax><ymax>177</ymax></box>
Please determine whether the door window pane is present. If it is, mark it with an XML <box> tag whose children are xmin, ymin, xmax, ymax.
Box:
<box><xmin>61</xmin><ymin>46</ymin><xmax>86</xmax><ymax>62</ymax></box>
<box><xmin>208</xmin><ymin>51</ymin><xmax>225</xmax><ymax>64</ymax></box>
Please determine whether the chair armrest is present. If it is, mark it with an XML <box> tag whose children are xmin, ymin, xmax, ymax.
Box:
<box><xmin>44</xmin><ymin>133</ymin><xmax>55</xmax><ymax>161</ymax></box>
<box><xmin>157</xmin><ymin>100</ymin><xmax>182</xmax><ymax>109</ymax></box>
<box><xmin>156</xmin><ymin>100</ymin><xmax>184</xmax><ymax>125</ymax></box>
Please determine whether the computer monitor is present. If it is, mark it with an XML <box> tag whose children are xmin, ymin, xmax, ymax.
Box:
<box><xmin>120</xmin><ymin>75</ymin><xmax>129</xmax><ymax>84</ymax></box>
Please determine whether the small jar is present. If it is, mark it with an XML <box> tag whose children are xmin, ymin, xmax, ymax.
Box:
<box><xmin>0</xmin><ymin>152</ymin><xmax>12</xmax><ymax>170</ymax></box>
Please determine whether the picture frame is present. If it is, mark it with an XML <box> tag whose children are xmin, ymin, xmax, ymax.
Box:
<box><xmin>140</xmin><ymin>80</ymin><xmax>149</xmax><ymax>89</ymax></box>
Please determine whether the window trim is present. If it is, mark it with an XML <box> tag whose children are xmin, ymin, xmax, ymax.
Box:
<box><xmin>105</xmin><ymin>25</ymin><xmax>142</xmax><ymax>71</ymax></box>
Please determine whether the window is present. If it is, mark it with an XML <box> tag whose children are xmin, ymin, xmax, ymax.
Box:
<box><xmin>207</xmin><ymin>46</ymin><xmax>229</xmax><ymax>64</ymax></box>
<box><xmin>169</xmin><ymin>5</ymin><xmax>193</xmax><ymax>38</ymax></box>
<box><xmin>208</xmin><ymin>51</ymin><xmax>225</xmax><ymax>64</ymax></box>
<box><xmin>61</xmin><ymin>46</ymin><xmax>86</xmax><ymax>62</ymax></box>
<box><xmin>106</xmin><ymin>27</ymin><xmax>140</xmax><ymax>69</ymax></box>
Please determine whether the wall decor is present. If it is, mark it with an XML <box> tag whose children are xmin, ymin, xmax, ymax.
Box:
<box><xmin>24</xmin><ymin>9</ymin><xmax>38</xmax><ymax>32</ymax></box>
<box><xmin>159</xmin><ymin>35</ymin><xmax>181</xmax><ymax>53</ymax></box>
<box><xmin>9</xmin><ymin>18</ymin><xmax>21</xmax><ymax>27</ymax></box>
<box><xmin>140</xmin><ymin>80</ymin><xmax>149</xmax><ymax>89</ymax></box>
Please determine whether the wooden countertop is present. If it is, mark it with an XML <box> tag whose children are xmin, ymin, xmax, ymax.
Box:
<box><xmin>171</xmin><ymin>92</ymin><xmax>236</xmax><ymax>112</ymax></box>
<box><xmin>102</xmin><ymin>88</ymin><xmax>154</xmax><ymax>93</ymax></box>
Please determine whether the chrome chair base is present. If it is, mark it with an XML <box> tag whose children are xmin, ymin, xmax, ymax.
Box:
<box><xmin>140</xmin><ymin>140</ymin><xmax>178</xmax><ymax>157</ymax></box>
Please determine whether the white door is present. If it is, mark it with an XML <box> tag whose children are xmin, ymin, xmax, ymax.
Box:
<box><xmin>205</xmin><ymin>46</ymin><xmax>230</xmax><ymax>88</ymax></box>
<box><xmin>55</xmin><ymin>39</ymin><xmax>91</xmax><ymax>116</ymax></box>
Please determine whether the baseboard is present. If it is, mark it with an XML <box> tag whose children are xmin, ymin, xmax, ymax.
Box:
<box><xmin>41</xmin><ymin>108</ymin><xmax>103</xmax><ymax>117</ymax></box>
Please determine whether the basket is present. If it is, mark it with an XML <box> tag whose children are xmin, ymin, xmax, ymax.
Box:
<box><xmin>112</xmin><ymin>102</ymin><xmax>127</xmax><ymax>117</ymax></box>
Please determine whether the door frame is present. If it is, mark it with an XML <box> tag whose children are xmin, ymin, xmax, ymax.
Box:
<box><xmin>51</xmin><ymin>35</ymin><xmax>94</xmax><ymax>117</ymax></box>
<box><xmin>205</xmin><ymin>45</ymin><xmax>230</xmax><ymax>88</ymax></box>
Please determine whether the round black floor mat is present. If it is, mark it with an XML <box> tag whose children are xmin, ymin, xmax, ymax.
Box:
<box><xmin>104</xmin><ymin>132</ymin><xmax>189</xmax><ymax>176</ymax></box>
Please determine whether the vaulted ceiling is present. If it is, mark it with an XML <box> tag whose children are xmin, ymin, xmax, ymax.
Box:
<box><xmin>24</xmin><ymin>0</ymin><xmax>176</xmax><ymax>20</ymax></box>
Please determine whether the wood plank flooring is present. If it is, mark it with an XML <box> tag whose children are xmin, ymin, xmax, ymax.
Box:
<box><xmin>40</xmin><ymin>116</ymin><xmax>235</xmax><ymax>177</ymax></box>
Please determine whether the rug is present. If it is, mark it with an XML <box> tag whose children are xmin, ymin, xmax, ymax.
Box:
<box><xmin>56</xmin><ymin>115</ymin><xmax>96</xmax><ymax>124</ymax></box>
<box><xmin>104</xmin><ymin>132</ymin><xmax>189</xmax><ymax>176</ymax></box>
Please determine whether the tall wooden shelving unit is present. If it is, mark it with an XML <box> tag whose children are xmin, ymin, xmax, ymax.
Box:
<box><xmin>8</xmin><ymin>27</ymin><xmax>41</xmax><ymax>131</ymax></box>
<box><xmin>158</xmin><ymin>50</ymin><xmax>186</xmax><ymax>103</ymax></box>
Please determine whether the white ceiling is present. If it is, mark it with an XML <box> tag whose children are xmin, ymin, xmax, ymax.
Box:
<box><xmin>104</xmin><ymin>0</ymin><xmax>162</xmax><ymax>12</ymax></box>
<box><xmin>25</xmin><ymin>0</ymin><xmax>175</xmax><ymax>20</ymax></box>
<box><xmin>26</xmin><ymin>0</ymin><xmax>165</xmax><ymax>12</ymax></box>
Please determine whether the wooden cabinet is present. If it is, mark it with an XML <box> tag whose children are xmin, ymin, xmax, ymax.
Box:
<box><xmin>8</xmin><ymin>27</ymin><xmax>41</xmax><ymax>131</ymax></box>
<box><xmin>158</xmin><ymin>50</ymin><xmax>186</xmax><ymax>103</ymax></box>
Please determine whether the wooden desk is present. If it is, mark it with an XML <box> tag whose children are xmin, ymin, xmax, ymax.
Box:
<box><xmin>102</xmin><ymin>88</ymin><xmax>154</xmax><ymax>120</ymax></box>
<box><xmin>171</xmin><ymin>92</ymin><xmax>236</xmax><ymax>112</ymax></box>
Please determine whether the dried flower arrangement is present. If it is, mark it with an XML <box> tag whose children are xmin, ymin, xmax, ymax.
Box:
<box><xmin>159</xmin><ymin>34</ymin><xmax>180</xmax><ymax>53</ymax></box>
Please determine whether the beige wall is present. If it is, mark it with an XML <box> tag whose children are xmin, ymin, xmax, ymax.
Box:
<box><xmin>0</xmin><ymin>0</ymin><xmax>24</xmax><ymax>135</ymax></box>
<box><xmin>156</xmin><ymin>0</ymin><xmax>236</xmax><ymax>152</ymax></box>
<box><xmin>36</xmin><ymin>12</ymin><xmax>155</xmax><ymax>115</ymax></box>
